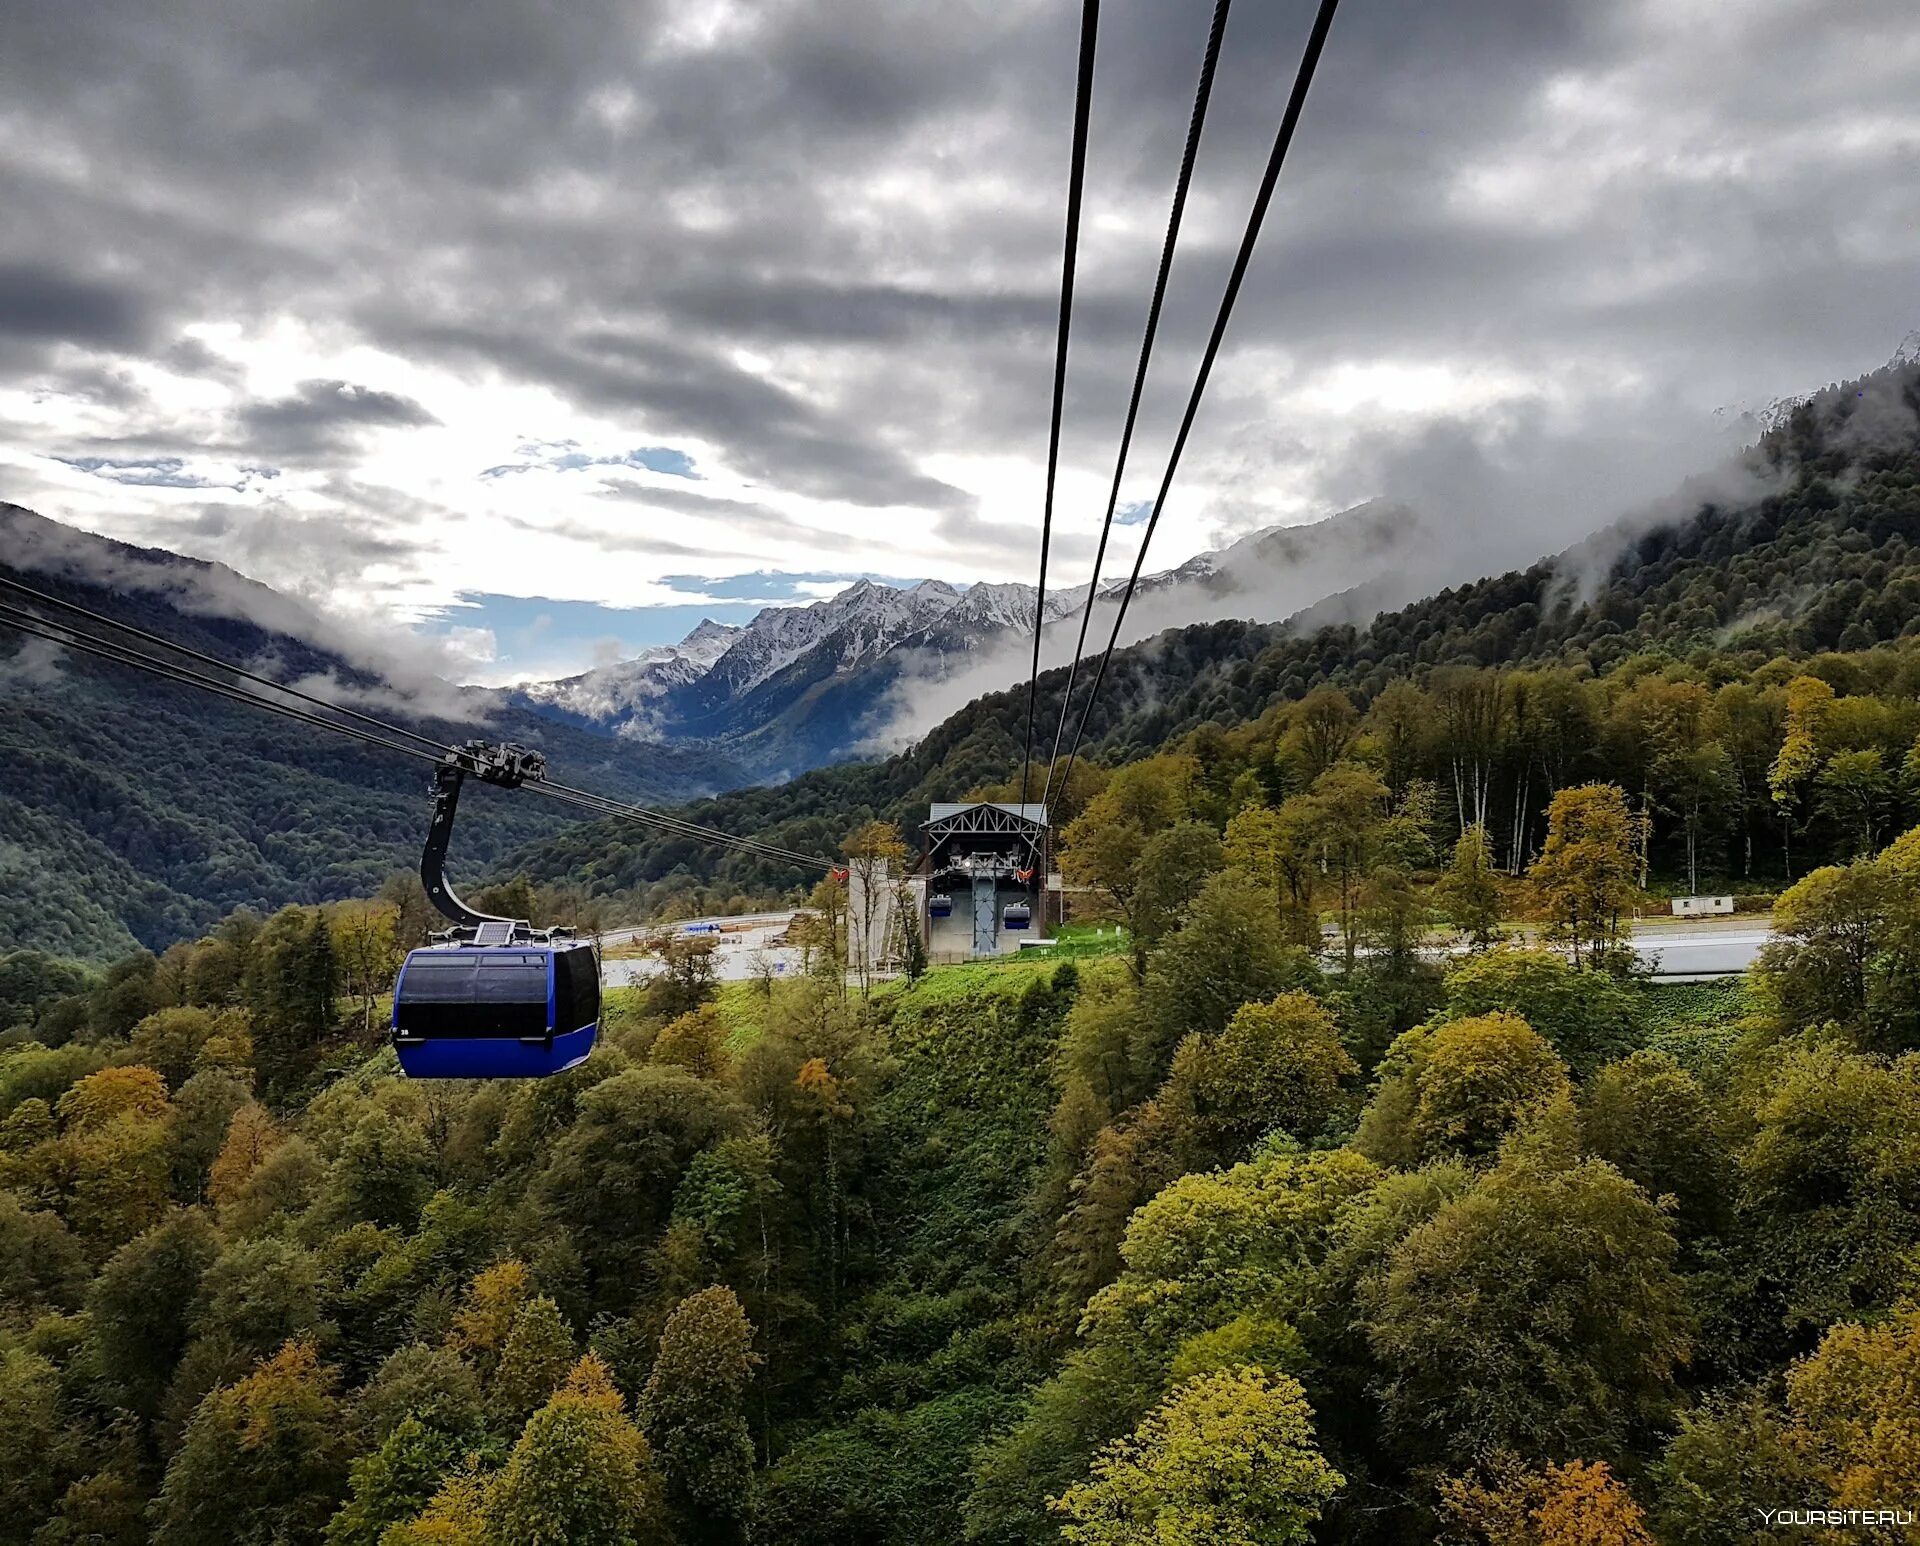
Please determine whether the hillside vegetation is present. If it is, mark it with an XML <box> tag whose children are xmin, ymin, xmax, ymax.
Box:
<box><xmin>0</xmin><ymin>511</ymin><xmax>742</xmax><ymax>961</ymax></box>
<box><xmin>510</xmin><ymin>361</ymin><xmax>1920</xmax><ymax>916</ymax></box>
<box><xmin>1</xmin><ymin>779</ymin><xmax>1918</xmax><ymax>1541</ymax></box>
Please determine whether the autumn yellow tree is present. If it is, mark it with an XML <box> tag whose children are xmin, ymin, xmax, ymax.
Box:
<box><xmin>207</xmin><ymin>1102</ymin><xmax>284</xmax><ymax>1206</ymax></box>
<box><xmin>485</xmin><ymin>1353</ymin><xmax>666</xmax><ymax>1546</ymax></box>
<box><xmin>1768</xmin><ymin>674</ymin><xmax>1836</xmax><ymax>878</ymax></box>
<box><xmin>1530</xmin><ymin>784</ymin><xmax>1640</xmax><ymax>969</ymax></box>
<box><xmin>651</xmin><ymin>1006</ymin><xmax>733</xmax><ymax>1080</ymax></box>
<box><xmin>1441</xmin><ymin>1455</ymin><xmax>1656</xmax><ymax>1545</ymax></box>
<box><xmin>1051</xmin><ymin>1367</ymin><xmax>1343</xmax><ymax>1546</ymax></box>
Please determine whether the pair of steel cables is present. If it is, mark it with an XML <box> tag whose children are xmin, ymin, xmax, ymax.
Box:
<box><xmin>0</xmin><ymin>571</ymin><xmax>831</xmax><ymax>872</ymax></box>
<box><xmin>1016</xmin><ymin>0</ymin><xmax>1344</xmax><ymax>814</ymax></box>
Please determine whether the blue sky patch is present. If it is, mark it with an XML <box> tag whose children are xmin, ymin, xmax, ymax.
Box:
<box><xmin>1115</xmin><ymin>499</ymin><xmax>1154</xmax><ymax>526</ymax></box>
<box><xmin>58</xmin><ymin>454</ymin><xmax>268</xmax><ymax>490</ymax></box>
<box><xmin>480</xmin><ymin>443</ymin><xmax>698</xmax><ymax>480</ymax></box>
<box><xmin>420</xmin><ymin>591</ymin><xmax>766</xmax><ymax>681</ymax></box>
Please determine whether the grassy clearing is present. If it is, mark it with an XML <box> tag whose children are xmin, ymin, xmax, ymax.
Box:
<box><xmin>712</xmin><ymin>978</ymin><xmax>778</xmax><ymax>1049</ymax></box>
<box><xmin>1637</xmin><ymin>977</ymin><xmax>1759</xmax><ymax>1085</ymax></box>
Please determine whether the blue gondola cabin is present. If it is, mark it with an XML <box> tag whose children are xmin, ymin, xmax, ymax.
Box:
<box><xmin>392</xmin><ymin>941</ymin><xmax>601</xmax><ymax>1078</ymax></box>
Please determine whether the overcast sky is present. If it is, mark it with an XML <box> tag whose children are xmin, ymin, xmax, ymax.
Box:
<box><xmin>2</xmin><ymin>0</ymin><xmax>1916</xmax><ymax>683</ymax></box>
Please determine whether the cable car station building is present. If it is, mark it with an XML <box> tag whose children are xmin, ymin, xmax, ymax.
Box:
<box><xmin>921</xmin><ymin>801</ymin><xmax>1055</xmax><ymax>960</ymax></box>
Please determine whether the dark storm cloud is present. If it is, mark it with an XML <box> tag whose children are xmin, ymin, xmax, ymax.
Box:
<box><xmin>236</xmin><ymin>379</ymin><xmax>439</xmax><ymax>459</ymax></box>
<box><xmin>0</xmin><ymin>263</ymin><xmax>151</xmax><ymax>348</ymax></box>
<box><xmin>1</xmin><ymin>0</ymin><xmax>1916</xmax><ymax>603</ymax></box>
<box><xmin>379</xmin><ymin>315</ymin><xmax>971</xmax><ymax>511</ymax></box>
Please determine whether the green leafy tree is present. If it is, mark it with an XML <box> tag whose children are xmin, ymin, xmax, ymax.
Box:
<box><xmin>1222</xmin><ymin>798</ymin><xmax>1321</xmax><ymax>949</ymax></box>
<box><xmin>1436</xmin><ymin>823</ymin><xmax>1505</xmax><ymax>948</ymax></box>
<box><xmin>533</xmin><ymin>1067</ymin><xmax>744</xmax><ymax>1300</ymax></box>
<box><xmin>0</xmin><ymin>1347</ymin><xmax>72</xmax><ymax>1532</ymax></box>
<box><xmin>153</xmin><ymin>1340</ymin><xmax>352</xmax><ymax>1546</ymax></box>
<box><xmin>484</xmin><ymin>1354</ymin><xmax>666</xmax><ymax>1546</ymax></box>
<box><xmin>1050</xmin><ymin>1367</ymin><xmax>1343</xmax><ymax>1546</ymax></box>
<box><xmin>1776</xmin><ymin>1303</ymin><xmax>1920</xmax><ymax>1511</ymax></box>
<box><xmin>169</xmin><ymin>1069</ymin><xmax>253</xmax><ymax>1203</ymax></box>
<box><xmin>1442</xmin><ymin>947</ymin><xmax>1642</xmax><ymax>1077</ymax></box>
<box><xmin>353</xmin><ymin>1344</ymin><xmax>487</xmax><ymax>1447</ymax></box>
<box><xmin>1287</xmin><ymin>686</ymin><xmax>1361</xmax><ymax>781</ymax></box>
<box><xmin>0</xmin><ymin>1189</ymin><xmax>87</xmax><ymax>1321</ymax></box>
<box><xmin>126</xmin><ymin>1006</ymin><xmax>243</xmax><ymax>1091</ymax></box>
<box><xmin>447</xmin><ymin>1261</ymin><xmax>535</xmax><ymax>1376</ymax></box>
<box><xmin>330</xmin><ymin>1106</ymin><xmax>435</xmax><ymax>1230</ymax></box>
<box><xmin>1652</xmin><ymin>1393</ymin><xmax>1809</xmax><ymax>1546</ymax></box>
<box><xmin>639</xmin><ymin>1286</ymin><xmax>758</xmax><ymax>1545</ymax></box>
<box><xmin>1138</xmin><ymin>873</ymin><xmax>1323</xmax><ymax>1081</ymax></box>
<box><xmin>246</xmin><ymin>908</ymin><xmax>338</xmax><ymax>1095</ymax></box>
<box><xmin>57</xmin><ymin>1067</ymin><xmax>174</xmax><ymax>1249</ymax></box>
<box><xmin>87</xmin><ymin>1209</ymin><xmax>221</xmax><ymax>1416</ymax></box>
<box><xmin>1582</xmin><ymin>1051</ymin><xmax>1728</xmax><ymax>1236</ymax></box>
<box><xmin>1814</xmin><ymin>748</ymin><xmax>1894</xmax><ymax>858</ymax></box>
<box><xmin>1737</xmin><ymin>1041</ymin><xmax>1920</xmax><ymax>1329</ymax></box>
<box><xmin>1061</xmin><ymin>755</ymin><xmax>1200</xmax><ymax>964</ymax></box>
<box><xmin>893</xmin><ymin>881</ymin><xmax>928</xmax><ymax>984</ymax></box>
<box><xmin>1364</xmin><ymin>1123</ymin><xmax>1691</xmax><ymax>1467</ymax></box>
<box><xmin>88</xmin><ymin>953</ymin><xmax>167</xmax><ymax>1041</ymax></box>
<box><xmin>1160</xmin><ymin>992</ymin><xmax>1356</xmax><ymax>1166</ymax></box>
<box><xmin>491</xmin><ymin>1296</ymin><xmax>578</xmax><ymax>1430</ymax></box>
<box><xmin>1308</xmin><ymin>763</ymin><xmax>1390</xmax><ymax>969</ymax></box>
<box><xmin>1357</xmin><ymin>1013</ymin><xmax>1572</xmax><ymax>1167</ymax></box>
<box><xmin>324</xmin><ymin>1416</ymin><xmax>468</xmax><ymax>1546</ymax></box>
<box><xmin>467</xmin><ymin>875</ymin><xmax>540</xmax><ymax>924</ymax></box>
<box><xmin>382</xmin><ymin>1468</ymin><xmax>490</xmax><ymax>1546</ymax></box>
<box><xmin>1753</xmin><ymin>861</ymin><xmax>1885</xmax><ymax>1032</ymax></box>
<box><xmin>195</xmin><ymin>1235</ymin><xmax>326</xmax><ymax>1357</ymax></box>
<box><xmin>0</xmin><ymin>951</ymin><xmax>92</xmax><ymax>1038</ymax></box>
<box><xmin>1768</xmin><ymin>674</ymin><xmax>1835</xmax><ymax>877</ymax></box>
<box><xmin>1130</xmin><ymin>822</ymin><xmax>1224</xmax><ymax>956</ymax></box>
<box><xmin>34</xmin><ymin>1464</ymin><xmax>151</xmax><ymax>1546</ymax></box>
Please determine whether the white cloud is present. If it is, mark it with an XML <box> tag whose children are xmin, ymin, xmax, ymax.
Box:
<box><xmin>0</xmin><ymin>0</ymin><xmax>1914</xmax><ymax>684</ymax></box>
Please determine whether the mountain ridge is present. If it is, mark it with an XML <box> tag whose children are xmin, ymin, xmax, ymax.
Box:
<box><xmin>511</xmin><ymin>499</ymin><xmax>1433</xmax><ymax>772</ymax></box>
<box><xmin>0</xmin><ymin>505</ymin><xmax>747</xmax><ymax>958</ymax></box>
<box><xmin>498</xmin><ymin>357</ymin><xmax>1920</xmax><ymax>914</ymax></box>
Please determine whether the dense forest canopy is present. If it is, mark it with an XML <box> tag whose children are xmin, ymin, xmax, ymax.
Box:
<box><xmin>2</xmin><ymin>752</ymin><xmax>1919</xmax><ymax>1541</ymax></box>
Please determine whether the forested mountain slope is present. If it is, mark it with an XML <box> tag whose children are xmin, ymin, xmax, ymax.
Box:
<box><xmin>507</xmin><ymin>360</ymin><xmax>1920</xmax><ymax>909</ymax></box>
<box><xmin>0</xmin><ymin>509</ymin><xmax>744</xmax><ymax>959</ymax></box>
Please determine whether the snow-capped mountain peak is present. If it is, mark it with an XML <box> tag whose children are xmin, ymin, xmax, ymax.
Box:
<box><xmin>518</xmin><ymin>507</ymin><xmax>1430</xmax><ymax>763</ymax></box>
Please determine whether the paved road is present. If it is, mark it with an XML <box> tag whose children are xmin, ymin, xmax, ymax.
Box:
<box><xmin>1628</xmin><ymin>923</ymin><xmax>1772</xmax><ymax>979</ymax></box>
<box><xmin>593</xmin><ymin>911</ymin><xmax>1774</xmax><ymax>988</ymax></box>
<box><xmin>599</xmin><ymin>912</ymin><xmax>802</xmax><ymax>987</ymax></box>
